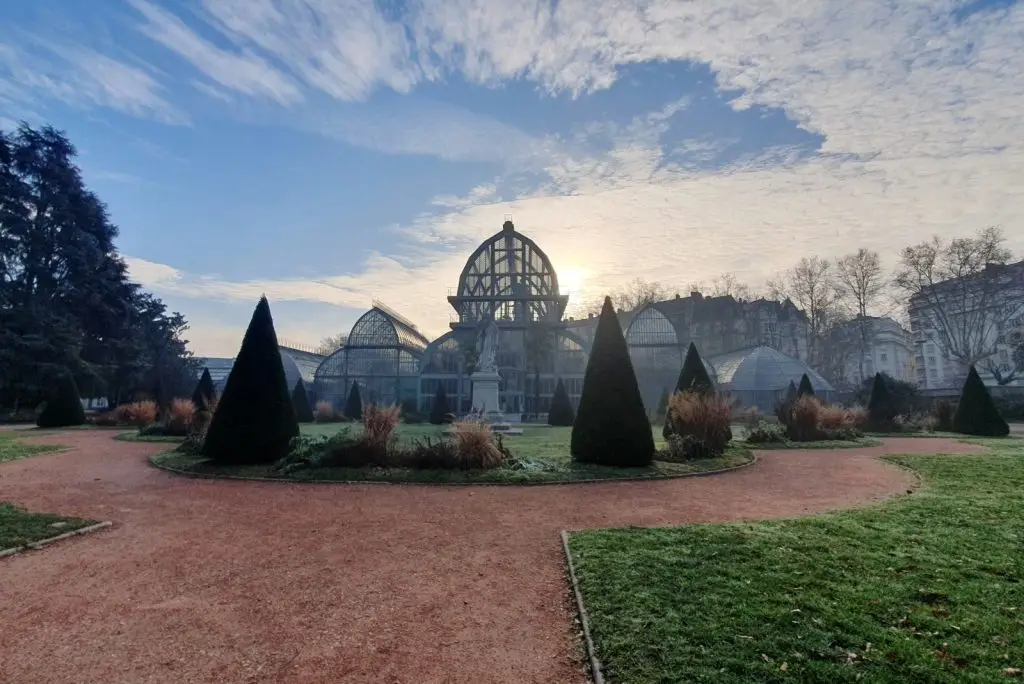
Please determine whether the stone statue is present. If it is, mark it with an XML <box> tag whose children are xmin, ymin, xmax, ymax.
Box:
<box><xmin>476</xmin><ymin>317</ymin><xmax>499</xmax><ymax>373</ymax></box>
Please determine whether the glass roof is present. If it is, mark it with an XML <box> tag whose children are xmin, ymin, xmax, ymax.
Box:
<box><xmin>709</xmin><ymin>346</ymin><xmax>834</xmax><ymax>393</ymax></box>
<box><xmin>346</xmin><ymin>307</ymin><xmax>429</xmax><ymax>352</ymax></box>
<box><xmin>625</xmin><ymin>306</ymin><xmax>679</xmax><ymax>347</ymax></box>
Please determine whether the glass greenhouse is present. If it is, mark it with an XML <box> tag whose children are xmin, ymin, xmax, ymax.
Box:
<box><xmin>709</xmin><ymin>345</ymin><xmax>835</xmax><ymax>411</ymax></box>
<box><xmin>313</xmin><ymin>304</ymin><xmax>429</xmax><ymax>408</ymax></box>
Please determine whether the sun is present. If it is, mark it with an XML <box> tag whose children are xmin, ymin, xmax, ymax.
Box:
<box><xmin>557</xmin><ymin>268</ymin><xmax>587</xmax><ymax>297</ymax></box>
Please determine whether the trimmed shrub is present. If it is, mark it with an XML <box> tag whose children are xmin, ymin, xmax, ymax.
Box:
<box><xmin>933</xmin><ymin>399</ymin><xmax>955</xmax><ymax>432</ymax></box>
<box><xmin>866</xmin><ymin>372</ymin><xmax>898</xmax><ymax>431</ymax></box>
<box><xmin>314</xmin><ymin>400</ymin><xmax>340</xmax><ymax>423</ymax></box>
<box><xmin>36</xmin><ymin>372</ymin><xmax>86</xmax><ymax>428</ymax></box>
<box><xmin>125</xmin><ymin>400</ymin><xmax>158</xmax><ymax>426</ymax></box>
<box><xmin>548</xmin><ymin>377</ymin><xmax>575</xmax><ymax>426</ymax></box>
<box><xmin>203</xmin><ymin>296</ymin><xmax>300</xmax><ymax>465</ymax></box>
<box><xmin>191</xmin><ymin>368</ymin><xmax>217</xmax><ymax>410</ymax></box>
<box><xmin>952</xmin><ymin>365</ymin><xmax>1009</xmax><ymax>437</ymax></box>
<box><xmin>745</xmin><ymin>420</ymin><xmax>787</xmax><ymax>444</ymax></box>
<box><xmin>661</xmin><ymin>391</ymin><xmax>733</xmax><ymax>459</ymax></box>
<box><xmin>344</xmin><ymin>383</ymin><xmax>363</xmax><ymax>421</ymax></box>
<box><xmin>784</xmin><ymin>380</ymin><xmax>798</xmax><ymax>403</ymax></box>
<box><xmin>797</xmin><ymin>373</ymin><xmax>816</xmax><ymax>398</ymax></box>
<box><xmin>675</xmin><ymin>342</ymin><xmax>715</xmax><ymax>396</ymax></box>
<box><xmin>429</xmin><ymin>386</ymin><xmax>452</xmax><ymax>425</ymax></box>
<box><xmin>780</xmin><ymin>396</ymin><xmax>864</xmax><ymax>442</ymax></box>
<box><xmin>571</xmin><ymin>297</ymin><xmax>654</xmax><ymax>467</ymax></box>
<box><xmin>291</xmin><ymin>379</ymin><xmax>314</xmax><ymax>423</ymax></box>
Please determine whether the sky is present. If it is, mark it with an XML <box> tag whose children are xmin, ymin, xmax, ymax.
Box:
<box><xmin>2</xmin><ymin>0</ymin><xmax>1022</xmax><ymax>357</ymax></box>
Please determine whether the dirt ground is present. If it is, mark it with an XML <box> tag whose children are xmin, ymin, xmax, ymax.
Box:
<box><xmin>0</xmin><ymin>431</ymin><xmax>981</xmax><ymax>684</ymax></box>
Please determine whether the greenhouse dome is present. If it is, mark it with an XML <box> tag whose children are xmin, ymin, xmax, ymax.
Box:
<box><xmin>709</xmin><ymin>345</ymin><xmax>835</xmax><ymax>411</ymax></box>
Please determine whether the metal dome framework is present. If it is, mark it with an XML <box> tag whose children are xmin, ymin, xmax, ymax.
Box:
<box><xmin>624</xmin><ymin>305</ymin><xmax>686</xmax><ymax>413</ymax></box>
<box><xmin>709</xmin><ymin>345</ymin><xmax>835</xmax><ymax>411</ymax></box>
<box><xmin>313</xmin><ymin>305</ymin><xmax>429</xmax><ymax>408</ymax></box>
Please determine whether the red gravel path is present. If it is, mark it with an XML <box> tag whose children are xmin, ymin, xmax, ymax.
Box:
<box><xmin>0</xmin><ymin>432</ymin><xmax>982</xmax><ymax>684</ymax></box>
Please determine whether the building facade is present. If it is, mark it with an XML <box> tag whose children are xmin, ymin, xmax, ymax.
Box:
<box><xmin>834</xmin><ymin>316</ymin><xmax>915</xmax><ymax>389</ymax></box>
<box><xmin>908</xmin><ymin>261</ymin><xmax>1024</xmax><ymax>389</ymax></box>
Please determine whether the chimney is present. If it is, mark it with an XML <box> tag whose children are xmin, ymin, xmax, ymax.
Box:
<box><xmin>674</xmin><ymin>293</ymin><xmax>680</xmax><ymax>299</ymax></box>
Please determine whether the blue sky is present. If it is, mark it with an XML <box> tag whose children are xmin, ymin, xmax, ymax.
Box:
<box><xmin>2</xmin><ymin>0</ymin><xmax>1022</xmax><ymax>355</ymax></box>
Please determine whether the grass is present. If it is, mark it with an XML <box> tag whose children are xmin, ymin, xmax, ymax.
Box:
<box><xmin>748</xmin><ymin>437</ymin><xmax>882</xmax><ymax>450</ymax></box>
<box><xmin>113</xmin><ymin>431</ymin><xmax>189</xmax><ymax>443</ymax></box>
<box><xmin>0</xmin><ymin>431</ymin><xmax>62</xmax><ymax>463</ymax></box>
<box><xmin>152</xmin><ymin>424</ymin><xmax>755</xmax><ymax>484</ymax></box>
<box><xmin>0</xmin><ymin>501</ymin><xmax>96</xmax><ymax>551</ymax></box>
<box><xmin>567</xmin><ymin>437</ymin><xmax>1024</xmax><ymax>683</ymax></box>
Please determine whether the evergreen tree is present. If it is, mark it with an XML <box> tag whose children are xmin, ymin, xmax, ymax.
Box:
<box><xmin>344</xmin><ymin>382</ymin><xmax>363</xmax><ymax>420</ymax></box>
<box><xmin>866</xmin><ymin>372</ymin><xmax>897</xmax><ymax>430</ymax></box>
<box><xmin>797</xmin><ymin>373</ymin><xmax>816</xmax><ymax>397</ymax></box>
<box><xmin>202</xmin><ymin>297</ymin><xmax>298</xmax><ymax>464</ymax></box>
<box><xmin>571</xmin><ymin>297</ymin><xmax>654</xmax><ymax>466</ymax></box>
<box><xmin>291</xmin><ymin>378</ymin><xmax>314</xmax><ymax>423</ymax></box>
<box><xmin>547</xmin><ymin>377</ymin><xmax>575</xmax><ymax>426</ymax></box>
<box><xmin>784</xmin><ymin>380</ymin><xmax>798</xmax><ymax>403</ymax></box>
<box><xmin>674</xmin><ymin>342</ymin><xmax>714</xmax><ymax>395</ymax></box>
<box><xmin>429</xmin><ymin>386</ymin><xmax>451</xmax><ymax>425</ymax></box>
<box><xmin>36</xmin><ymin>371</ymin><xmax>86</xmax><ymax>428</ymax></box>
<box><xmin>952</xmin><ymin>365</ymin><xmax>1009</xmax><ymax>437</ymax></box>
<box><xmin>191</xmin><ymin>368</ymin><xmax>217</xmax><ymax>409</ymax></box>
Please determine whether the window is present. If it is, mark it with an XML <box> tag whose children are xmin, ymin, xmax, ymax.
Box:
<box><xmin>880</xmin><ymin>351</ymin><xmax>888</xmax><ymax>363</ymax></box>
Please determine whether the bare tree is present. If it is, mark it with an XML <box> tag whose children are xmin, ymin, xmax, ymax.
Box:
<box><xmin>318</xmin><ymin>333</ymin><xmax>347</xmax><ymax>352</ymax></box>
<box><xmin>768</xmin><ymin>256</ymin><xmax>844</xmax><ymax>370</ymax></box>
<box><xmin>835</xmin><ymin>248</ymin><xmax>886</xmax><ymax>384</ymax></box>
<box><xmin>585</xmin><ymin>278</ymin><xmax>670</xmax><ymax>315</ymax></box>
<box><xmin>709</xmin><ymin>272</ymin><xmax>754</xmax><ymax>300</ymax></box>
<box><xmin>894</xmin><ymin>226</ymin><xmax>1022</xmax><ymax>385</ymax></box>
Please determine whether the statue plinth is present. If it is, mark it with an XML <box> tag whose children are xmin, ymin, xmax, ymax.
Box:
<box><xmin>470</xmin><ymin>370</ymin><xmax>501</xmax><ymax>415</ymax></box>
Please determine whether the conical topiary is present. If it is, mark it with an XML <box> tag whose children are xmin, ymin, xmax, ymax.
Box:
<box><xmin>784</xmin><ymin>380</ymin><xmax>798</xmax><ymax>403</ymax></box>
<box><xmin>429</xmin><ymin>386</ymin><xmax>451</xmax><ymax>425</ymax></box>
<box><xmin>344</xmin><ymin>382</ymin><xmax>363</xmax><ymax>420</ymax></box>
<box><xmin>797</xmin><ymin>373</ymin><xmax>815</xmax><ymax>397</ymax></box>
<box><xmin>548</xmin><ymin>377</ymin><xmax>575</xmax><ymax>426</ymax></box>
<box><xmin>866</xmin><ymin>372</ymin><xmax>897</xmax><ymax>430</ymax></box>
<box><xmin>571</xmin><ymin>297</ymin><xmax>654</xmax><ymax>466</ymax></box>
<box><xmin>291</xmin><ymin>378</ymin><xmax>314</xmax><ymax>423</ymax></box>
<box><xmin>675</xmin><ymin>342</ymin><xmax>715</xmax><ymax>395</ymax></box>
<box><xmin>36</xmin><ymin>372</ymin><xmax>86</xmax><ymax>428</ymax></box>
<box><xmin>202</xmin><ymin>296</ymin><xmax>299</xmax><ymax>464</ymax></box>
<box><xmin>952</xmin><ymin>365</ymin><xmax>1009</xmax><ymax>437</ymax></box>
<box><xmin>191</xmin><ymin>368</ymin><xmax>217</xmax><ymax>410</ymax></box>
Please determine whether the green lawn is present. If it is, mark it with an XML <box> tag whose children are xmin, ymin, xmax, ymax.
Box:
<box><xmin>153</xmin><ymin>424</ymin><xmax>755</xmax><ymax>484</ymax></box>
<box><xmin>0</xmin><ymin>501</ymin><xmax>96</xmax><ymax>551</ymax></box>
<box><xmin>0</xmin><ymin>431</ymin><xmax>62</xmax><ymax>463</ymax></box>
<box><xmin>568</xmin><ymin>437</ymin><xmax>1024</xmax><ymax>683</ymax></box>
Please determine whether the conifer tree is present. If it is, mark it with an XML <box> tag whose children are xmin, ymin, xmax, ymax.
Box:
<box><xmin>344</xmin><ymin>382</ymin><xmax>363</xmax><ymax>420</ymax></box>
<box><xmin>952</xmin><ymin>365</ymin><xmax>1009</xmax><ymax>437</ymax></box>
<box><xmin>547</xmin><ymin>377</ymin><xmax>575</xmax><ymax>426</ymax></box>
<box><xmin>797</xmin><ymin>373</ymin><xmax>816</xmax><ymax>397</ymax></box>
<box><xmin>571</xmin><ymin>297</ymin><xmax>654</xmax><ymax>466</ymax></box>
<box><xmin>291</xmin><ymin>378</ymin><xmax>314</xmax><ymax>423</ymax></box>
<box><xmin>429</xmin><ymin>386</ymin><xmax>451</xmax><ymax>425</ymax></box>
<box><xmin>202</xmin><ymin>297</ymin><xmax>299</xmax><ymax>464</ymax></box>
<box><xmin>191</xmin><ymin>368</ymin><xmax>216</xmax><ymax>410</ymax></box>
<box><xmin>784</xmin><ymin>380</ymin><xmax>798</xmax><ymax>403</ymax></box>
<box><xmin>867</xmin><ymin>372</ymin><xmax>898</xmax><ymax>430</ymax></box>
<box><xmin>36</xmin><ymin>372</ymin><xmax>86</xmax><ymax>428</ymax></box>
<box><xmin>674</xmin><ymin>342</ymin><xmax>715</xmax><ymax>395</ymax></box>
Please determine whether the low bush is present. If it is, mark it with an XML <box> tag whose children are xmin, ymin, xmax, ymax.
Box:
<box><xmin>314</xmin><ymin>401</ymin><xmax>340</xmax><ymax>423</ymax></box>
<box><xmin>933</xmin><ymin>399</ymin><xmax>955</xmax><ymax>431</ymax></box>
<box><xmin>449</xmin><ymin>420</ymin><xmax>506</xmax><ymax>469</ymax></box>
<box><xmin>362</xmin><ymin>403</ymin><xmax>401</xmax><ymax>455</ymax></box>
<box><xmin>164</xmin><ymin>398</ymin><xmax>195</xmax><ymax>435</ymax></box>
<box><xmin>745</xmin><ymin>420</ymin><xmax>787</xmax><ymax>444</ymax></box>
<box><xmin>124</xmin><ymin>400</ymin><xmax>158</xmax><ymax>426</ymax></box>
<box><xmin>89</xmin><ymin>411</ymin><xmax>120</xmax><ymax>427</ymax></box>
<box><xmin>661</xmin><ymin>391</ymin><xmax>733</xmax><ymax>459</ymax></box>
<box><xmin>778</xmin><ymin>396</ymin><xmax>864</xmax><ymax>442</ymax></box>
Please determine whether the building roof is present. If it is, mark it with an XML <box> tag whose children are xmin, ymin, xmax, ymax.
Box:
<box><xmin>198</xmin><ymin>348</ymin><xmax>307</xmax><ymax>392</ymax></box>
<box><xmin>709</xmin><ymin>345</ymin><xmax>834</xmax><ymax>393</ymax></box>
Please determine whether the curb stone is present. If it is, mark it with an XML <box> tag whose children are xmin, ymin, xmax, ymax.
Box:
<box><xmin>561</xmin><ymin>530</ymin><xmax>604</xmax><ymax>684</ymax></box>
<box><xmin>0</xmin><ymin>521</ymin><xmax>112</xmax><ymax>558</ymax></box>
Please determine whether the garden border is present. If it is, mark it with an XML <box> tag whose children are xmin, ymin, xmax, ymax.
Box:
<box><xmin>561</xmin><ymin>530</ymin><xmax>604</xmax><ymax>684</ymax></box>
<box><xmin>148</xmin><ymin>451</ymin><xmax>758</xmax><ymax>488</ymax></box>
<box><xmin>0</xmin><ymin>521</ymin><xmax>112</xmax><ymax>559</ymax></box>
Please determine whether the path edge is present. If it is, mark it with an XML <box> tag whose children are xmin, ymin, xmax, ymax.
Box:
<box><xmin>149</xmin><ymin>452</ymin><xmax>757</xmax><ymax>488</ymax></box>
<box><xmin>561</xmin><ymin>530</ymin><xmax>605</xmax><ymax>684</ymax></box>
<box><xmin>0</xmin><ymin>520</ymin><xmax>112</xmax><ymax>559</ymax></box>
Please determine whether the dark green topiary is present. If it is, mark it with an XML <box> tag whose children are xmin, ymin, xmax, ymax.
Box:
<box><xmin>867</xmin><ymin>372</ymin><xmax>898</xmax><ymax>430</ymax></box>
<box><xmin>291</xmin><ymin>378</ymin><xmax>314</xmax><ymax>423</ymax></box>
<box><xmin>548</xmin><ymin>377</ymin><xmax>575</xmax><ymax>426</ymax></box>
<box><xmin>785</xmin><ymin>380</ymin><xmax>798</xmax><ymax>403</ymax></box>
<box><xmin>36</xmin><ymin>372</ymin><xmax>86</xmax><ymax>428</ymax></box>
<box><xmin>797</xmin><ymin>373</ymin><xmax>815</xmax><ymax>397</ymax></box>
<box><xmin>191</xmin><ymin>368</ymin><xmax>217</xmax><ymax>409</ymax></box>
<box><xmin>675</xmin><ymin>342</ymin><xmax>714</xmax><ymax>395</ymax></box>
<box><xmin>952</xmin><ymin>365</ymin><xmax>1009</xmax><ymax>437</ymax></box>
<box><xmin>571</xmin><ymin>297</ymin><xmax>654</xmax><ymax>466</ymax></box>
<box><xmin>429</xmin><ymin>386</ymin><xmax>451</xmax><ymax>425</ymax></box>
<box><xmin>202</xmin><ymin>296</ymin><xmax>299</xmax><ymax>464</ymax></box>
<box><xmin>344</xmin><ymin>382</ymin><xmax>363</xmax><ymax>420</ymax></box>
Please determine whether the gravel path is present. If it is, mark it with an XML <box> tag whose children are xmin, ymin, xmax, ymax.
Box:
<box><xmin>0</xmin><ymin>431</ymin><xmax>982</xmax><ymax>684</ymax></box>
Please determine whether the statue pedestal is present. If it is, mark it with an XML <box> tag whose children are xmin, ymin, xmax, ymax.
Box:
<box><xmin>470</xmin><ymin>371</ymin><xmax>501</xmax><ymax>415</ymax></box>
